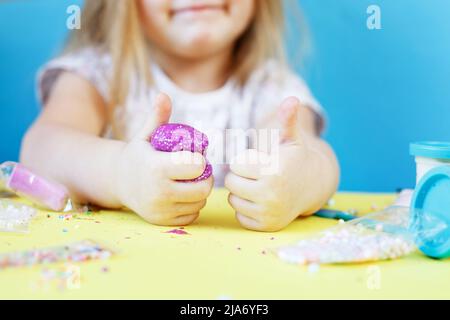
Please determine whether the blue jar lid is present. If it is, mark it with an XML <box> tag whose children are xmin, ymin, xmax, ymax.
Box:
<box><xmin>410</xmin><ymin>166</ymin><xmax>450</xmax><ymax>259</ymax></box>
<box><xmin>410</xmin><ymin>141</ymin><xmax>450</xmax><ymax>159</ymax></box>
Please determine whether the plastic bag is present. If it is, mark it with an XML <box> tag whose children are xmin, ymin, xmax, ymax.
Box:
<box><xmin>276</xmin><ymin>206</ymin><xmax>430</xmax><ymax>265</ymax></box>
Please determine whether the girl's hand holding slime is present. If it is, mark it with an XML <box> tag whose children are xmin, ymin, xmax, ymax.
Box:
<box><xmin>114</xmin><ymin>94</ymin><xmax>213</xmax><ymax>226</ymax></box>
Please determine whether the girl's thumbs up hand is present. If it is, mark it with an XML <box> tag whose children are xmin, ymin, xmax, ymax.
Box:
<box><xmin>225</xmin><ymin>97</ymin><xmax>337</xmax><ymax>232</ymax></box>
<box><xmin>114</xmin><ymin>93</ymin><xmax>213</xmax><ymax>226</ymax></box>
<box><xmin>278</xmin><ymin>96</ymin><xmax>303</xmax><ymax>144</ymax></box>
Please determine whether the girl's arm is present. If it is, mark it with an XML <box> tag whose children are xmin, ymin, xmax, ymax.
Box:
<box><xmin>225</xmin><ymin>97</ymin><xmax>340</xmax><ymax>232</ymax></box>
<box><xmin>21</xmin><ymin>72</ymin><xmax>213</xmax><ymax>226</ymax></box>
<box><xmin>21</xmin><ymin>72</ymin><xmax>123</xmax><ymax>207</ymax></box>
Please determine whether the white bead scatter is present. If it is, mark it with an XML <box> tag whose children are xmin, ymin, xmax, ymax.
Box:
<box><xmin>0</xmin><ymin>200</ymin><xmax>37</xmax><ymax>233</ymax></box>
<box><xmin>277</xmin><ymin>206</ymin><xmax>417</xmax><ymax>265</ymax></box>
<box><xmin>277</xmin><ymin>225</ymin><xmax>416</xmax><ymax>265</ymax></box>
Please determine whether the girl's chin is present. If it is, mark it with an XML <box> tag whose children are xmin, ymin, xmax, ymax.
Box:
<box><xmin>173</xmin><ymin>44</ymin><xmax>224</xmax><ymax>59</ymax></box>
<box><xmin>174</xmin><ymin>33</ymin><xmax>227</xmax><ymax>53</ymax></box>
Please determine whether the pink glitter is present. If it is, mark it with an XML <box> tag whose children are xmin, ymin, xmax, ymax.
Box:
<box><xmin>165</xmin><ymin>228</ymin><xmax>190</xmax><ymax>235</ymax></box>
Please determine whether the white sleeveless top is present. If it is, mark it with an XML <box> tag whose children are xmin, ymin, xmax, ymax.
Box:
<box><xmin>37</xmin><ymin>48</ymin><xmax>325</xmax><ymax>185</ymax></box>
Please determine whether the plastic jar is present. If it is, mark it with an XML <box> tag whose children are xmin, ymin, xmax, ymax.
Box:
<box><xmin>410</xmin><ymin>166</ymin><xmax>450</xmax><ymax>259</ymax></box>
<box><xmin>410</xmin><ymin>142</ymin><xmax>450</xmax><ymax>184</ymax></box>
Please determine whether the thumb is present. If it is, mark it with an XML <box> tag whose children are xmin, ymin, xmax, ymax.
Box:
<box><xmin>277</xmin><ymin>96</ymin><xmax>303</xmax><ymax>144</ymax></box>
<box><xmin>134</xmin><ymin>93</ymin><xmax>172</xmax><ymax>141</ymax></box>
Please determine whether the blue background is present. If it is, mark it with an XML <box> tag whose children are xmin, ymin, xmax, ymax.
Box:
<box><xmin>1</xmin><ymin>0</ymin><xmax>449</xmax><ymax>192</ymax></box>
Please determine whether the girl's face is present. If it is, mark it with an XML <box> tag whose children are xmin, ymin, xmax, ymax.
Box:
<box><xmin>138</xmin><ymin>0</ymin><xmax>255</xmax><ymax>59</ymax></box>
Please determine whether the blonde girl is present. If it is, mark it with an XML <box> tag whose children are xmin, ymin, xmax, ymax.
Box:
<box><xmin>22</xmin><ymin>0</ymin><xmax>339</xmax><ymax>231</ymax></box>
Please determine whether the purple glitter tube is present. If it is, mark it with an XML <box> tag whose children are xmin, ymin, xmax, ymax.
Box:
<box><xmin>0</xmin><ymin>162</ymin><xmax>70</xmax><ymax>211</ymax></box>
<box><xmin>149</xmin><ymin>123</ymin><xmax>212</xmax><ymax>181</ymax></box>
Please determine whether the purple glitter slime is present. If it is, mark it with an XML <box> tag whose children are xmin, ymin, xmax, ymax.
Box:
<box><xmin>150</xmin><ymin>123</ymin><xmax>212</xmax><ymax>181</ymax></box>
<box><xmin>150</xmin><ymin>123</ymin><xmax>208</xmax><ymax>155</ymax></box>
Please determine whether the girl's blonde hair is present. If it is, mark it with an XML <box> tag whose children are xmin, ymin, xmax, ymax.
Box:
<box><xmin>65</xmin><ymin>0</ymin><xmax>295</xmax><ymax>136</ymax></box>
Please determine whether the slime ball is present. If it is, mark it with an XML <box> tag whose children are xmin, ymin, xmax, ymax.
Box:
<box><xmin>150</xmin><ymin>123</ymin><xmax>212</xmax><ymax>181</ymax></box>
<box><xmin>150</xmin><ymin>123</ymin><xmax>208</xmax><ymax>155</ymax></box>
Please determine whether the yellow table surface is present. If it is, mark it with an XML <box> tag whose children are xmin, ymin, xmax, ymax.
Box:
<box><xmin>1</xmin><ymin>189</ymin><xmax>449</xmax><ymax>299</ymax></box>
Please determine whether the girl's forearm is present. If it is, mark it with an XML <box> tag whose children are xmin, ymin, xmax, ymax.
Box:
<box><xmin>20</xmin><ymin>122</ymin><xmax>125</xmax><ymax>208</ymax></box>
<box><xmin>301</xmin><ymin>136</ymin><xmax>340</xmax><ymax>215</ymax></box>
